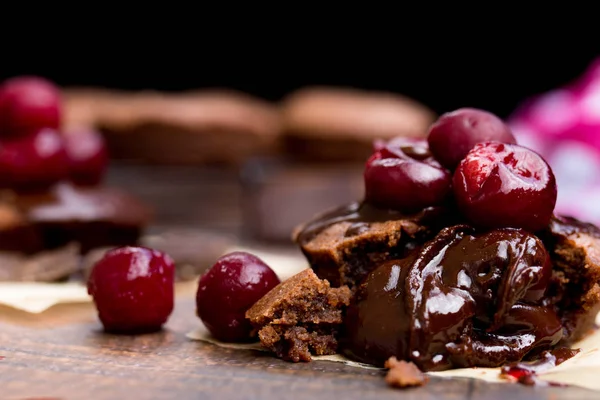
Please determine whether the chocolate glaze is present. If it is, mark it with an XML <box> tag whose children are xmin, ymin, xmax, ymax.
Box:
<box><xmin>295</xmin><ymin>201</ymin><xmax>449</xmax><ymax>245</ymax></box>
<box><xmin>341</xmin><ymin>225</ymin><xmax>562</xmax><ymax>371</ymax></box>
<box><xmin>547</xmin><ymin>215</ymin><xmax>600</xmax><ymax>238</ymax></box>
<box><xmin>0</xmin><ymin>183</ymin><xmax>150</xmax><ymax>254</ymax></box>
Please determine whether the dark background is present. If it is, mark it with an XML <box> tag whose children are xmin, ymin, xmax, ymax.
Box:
<box><xmin>2</xmin><ymin>32</ymin><xmax>598</xmax><ymax>119</ymax></box>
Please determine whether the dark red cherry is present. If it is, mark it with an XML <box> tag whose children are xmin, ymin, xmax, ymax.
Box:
<box><xmin>87</xmin><ymin>246</ymin><xmax>175</xmax><ymax>333</ymax></box>
<box><xmin>453</xmin><ymin>142</ymin><xmax>557</xmax><ymax>232</ymax></box>
<box><xmin>0</xmin><ymin>128</ymin><xmax>69</xmax><ymax>190</ymax></box>
<box><xmin>64</xmin><ymin>129</ymin><xmax>108</xmax><ymax>186</ymax></box>
<box><xmin>0</xmin><ymin>76</ymin><xmax>61</xmax><ymax>138</ymax></box>
<box><xmin>196</xmin><ymin>251</ymin><xmax>280</xmax><ymax>342</ymax></box>
<box><xmin>427</xmin><ymin>108</ymin><xmax>517</xmax><ymax>170</ymax></box>
<box><xmin>364</xmin><ymin>138</ymin><xmax>452</xmax><ymax>212</ymax></box>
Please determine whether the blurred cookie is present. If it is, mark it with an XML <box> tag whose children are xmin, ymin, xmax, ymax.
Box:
<box><xmin>280</xmin><ymin>87</ymin><xmax>436</xmax><ymax>162</ymax></box>
<box><xmin>62</xmin><ymin>87</ymin><xmax>130</xmax><ymax>131</ymax></box>
<box><xmin>62</xmin><ymin>88</ymin><xmax>282</xmax><ymax>165</ymax></box>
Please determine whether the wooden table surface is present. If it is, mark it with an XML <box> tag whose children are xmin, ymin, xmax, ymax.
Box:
<box><xmin>0</xmin><ymin>164</ymin><xmax>597</xmax><ymax>400</ymax></box>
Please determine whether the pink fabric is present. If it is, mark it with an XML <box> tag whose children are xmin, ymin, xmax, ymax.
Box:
<box><xmin>508</xmin><ymin>58</ymin><xmax>600</xmax><ymax>225</ymax></box>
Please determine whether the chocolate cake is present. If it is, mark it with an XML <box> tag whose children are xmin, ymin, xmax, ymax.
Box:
<box><xmin>280</xmin><ymin>108</ymin><xmax>600</xmax><ymax>373</ymax></box>
<box><xmin>246</xmin><ymin>268</ymin><xmax>351</xmax><ymax>362</ymax></box>
<box><xmin>543</xmin><ymin>216</ymin><xmax>600</xmax><ymax>344</ymax></box>
<box><xmin>292</xmin><ymin>206</ymin><xmax>600</xmax><ymax>371</ymax></box>
<box><xmin>0</xmin><ymin>182</ymin><xmax>151</xmax><ymax>281</ymax></box>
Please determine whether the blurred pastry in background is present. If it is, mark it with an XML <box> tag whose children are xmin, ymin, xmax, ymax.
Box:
<box><xmin>280</xmin><ymin>86</ymin><xmax>436</xmax><ymax>162</ymax></box>
<box><xmin>0</xmin><ymin>76</ymin><xmax>151</xmax><ymax>281</ymax></box>
<box><xmin>62</xmin><ymin>87</ymin><xmax>123</xmax><ymax>131</ymax></box>
<box><xmin>62</xmin><ymin>83</ymin><xmax>441</xmax><ymax>245</ymax></box>
<box><xmin>508</xmin><ymin>57</ymin><xmax>600</xmax><ymax>225</ymax></box>
<box><xmin>63</xmin><ymin>88</ymin><xmax>282</xmax><ymax>166</ymax></box>
<box><xmin>0</xmin><ymin>184</ymin><xmax>151</xmax><ymax>282</ymax></box>
<box><xmin>241</xmin><ymin>86</ymin><xmax>437</xmax><ymax>243</ymax></box>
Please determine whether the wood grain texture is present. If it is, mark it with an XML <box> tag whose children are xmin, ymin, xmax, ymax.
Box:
<box><xmin>0</xmin><ymin>296</ymin><xmax>595</xmax><ymax>400</ymax></box>
<box><xmin>0</xmin><ymin>164</ymin><xmax>597</xmax><ymax>399</ymax></box>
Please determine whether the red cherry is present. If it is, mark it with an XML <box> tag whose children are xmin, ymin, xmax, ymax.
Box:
<box><xmin>427</xmin><ymin>108</ymin><xmax>517</xmax><ymax>170</ymax></box>
<box><xmin>64</xmin><ymin>129</ymin><xmax>108</xmax><ymax>186</ymax></box>
<box><xmin>87</xmin><ymin>246</ymin><xmax>175</xmax><ymax>333</ymax></box>
<box><xmin>0</xmin><ymin>128</ymin><xmax>69</xmax><ymax>190</ymax></box>
<box><xmin>364</xmin><ymin>138</ymin><xmax>452</xmax><ymax>212</ymax></box>
<box><xmin>196</xmin><ymin>251</ymin><xmax>280</xmax><ymax>342</ymax></box>
<box><xmin>0</xmin><ymin>76</ymin><xmax>61</xmax><ymax>138</ymax></box>
<box><xmin>453</xmin><ymin>142</ymin><xmax>557</xmax><ymax>232</ymax></box>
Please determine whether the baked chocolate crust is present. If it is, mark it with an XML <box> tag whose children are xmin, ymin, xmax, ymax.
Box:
<box><xmin>542</xmin><ymin>215</ymin><xmax>600</xmax><ymax>344</ymax></box>
<box><xmin>293</xmin><ymin>202</ymin><xmax>454</xmax><ymax>289</ymax></box>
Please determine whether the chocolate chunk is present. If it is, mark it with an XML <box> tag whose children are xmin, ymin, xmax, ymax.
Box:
<box><xmin>384</xmin><ymin>357</ymin><xmax>428</xmax><ymax>388</ymax></box>
<box><xmin>246</xmin><ymin>269</ymin><xmax>351</xmax><ymax>361</ymax></box>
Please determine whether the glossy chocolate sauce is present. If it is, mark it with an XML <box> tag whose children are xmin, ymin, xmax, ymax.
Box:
<box><xmin>341</xmin><ymin>225</ymin><xmax>563</xmax><ymax>371</ymax></box>
<box><xmin>547</xmin><ymin>215</ymin><xmax>600</xmax><ymax>238</ymax></box>
<box><xmin>295</xmin><ymin>201</ymin><xmax>448</xmax><ymax>246</ymax></box>
<box><xmin>500</xmin><ymin>347</ymin><xmax>580</xmax><ymax>386</ymax></box>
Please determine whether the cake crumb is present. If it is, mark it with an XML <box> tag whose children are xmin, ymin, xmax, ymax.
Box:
<box><xmin>384</xmin><ymin>357</ymin><xmax>428</xmax><ymax>388</ymax></box>
<box><xmin>246</xmin><ymin>269</ymin><xmax>351</xmax><ymax>362</ymax></box>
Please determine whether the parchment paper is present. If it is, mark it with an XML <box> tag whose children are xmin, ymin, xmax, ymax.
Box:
<box><xmin>0</xmin><ymin>282</ymin><xmax>91</xmax><ymax>313</ymax></box>
<box><xmin>186</xmin><ymin>313</ymin><xmax>600</xmax><ymax>390</ymax></box>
